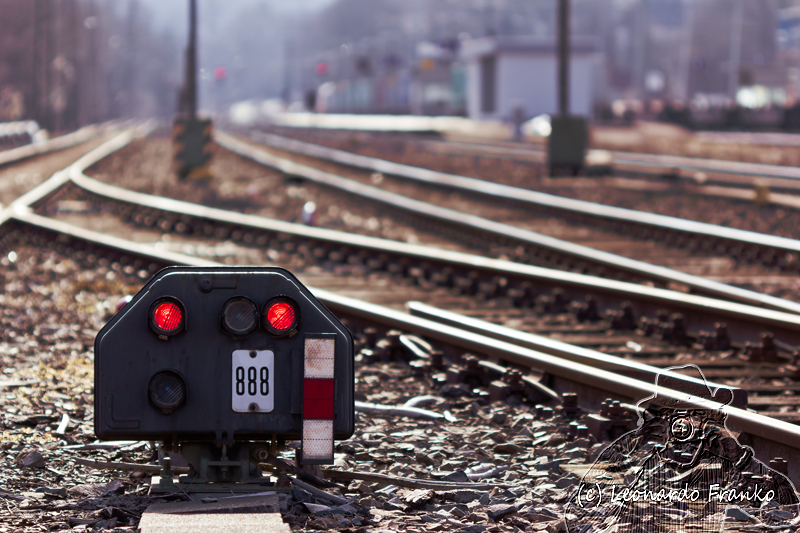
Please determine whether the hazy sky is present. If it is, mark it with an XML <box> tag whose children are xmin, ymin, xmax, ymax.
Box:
<box><xmin>131</xmin><ymin>0</ymin><xmax>339</xmax><ymax>105</ymax></box>
<box><xmin>137</xmin><ymin>0</ymin><xmax>336</xmax><ymax>34</ymax></box>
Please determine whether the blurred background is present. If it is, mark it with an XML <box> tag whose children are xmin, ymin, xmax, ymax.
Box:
<box><xmin>3</xmin><ymin>0</ymin><xmax>800</xmax><ymax>133</ymax></box>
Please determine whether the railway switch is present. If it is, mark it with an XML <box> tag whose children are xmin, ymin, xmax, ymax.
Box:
<box><xmin>94</xmin><ymin>267</ymin><xmax>354</xmax><ymax>488</ymax></box>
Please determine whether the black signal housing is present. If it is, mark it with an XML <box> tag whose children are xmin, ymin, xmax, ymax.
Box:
<box><xmin>94</xmin><ymin>267</ymin><xmax>354</xmax><ymax>443</ymax></box>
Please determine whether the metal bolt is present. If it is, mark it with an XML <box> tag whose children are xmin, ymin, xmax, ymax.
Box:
<box><xmin>567</xmin><ymin>422</ymin><xmax>579</xmax><ymax>439</ymax></box>
<box><xmin>363</xmin><ymin>327</ymin><xmax>378</xmax><ymax>347</ymax></box>
<box><xmin>409</xmin><ymin>359</ymin><xmax>429</xmax><ymax>377</ymax></box>
<box><xmin>386</xmin><ymin>330</ymin><xmax>403</xmax><ymax>349</ymax></box>
<box><xmin>770</xmin><ymin>457</ymin><xmax>789</xmax><ymax>476</ymax></box>
<box><xmin>505</xmin><ymin>368</ymin><xmax>522</xmax><ymax>386</ymax></box>
<box><xmin>463</xmin><ymin>354</ymin><xmax>479</xmax><ymax>371</ymax></box>
<box><xmin>562</xmin><ymin>392</ymin><xmax>578</xmax><ymax>408</ymax></box>
<box><xmin>600</xmin><ymin>399</ymin><xmax>612</xmax><ymax>417</ymax></box>
<box><xmin>715</xmin><ymin>323</ymin><xmax>731</xmax><ymax>350</ymax></box>
<box><xmin>256</xmin><ymin>449</ymin><xmax>270</xmax><ymax>461</ymax></box>
<box><xmin>429</xmin><ymin>350</ymin><xmax>444</xmax><ymax>369</ymax></box>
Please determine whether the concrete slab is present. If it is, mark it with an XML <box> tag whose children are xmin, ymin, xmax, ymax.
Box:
<box><xmin>138</xmin><ymin>512</ymin><xmax>291</xmax><ymax>533</ymax></box>
<box><xmin>144</xmin><ymin>493</ymin><xmax>281</xmax><ymax>514</ymax></box>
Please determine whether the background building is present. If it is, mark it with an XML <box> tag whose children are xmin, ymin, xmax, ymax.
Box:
<box><xmin>461</xmin><ymin>36</ymin><xmax>605</xmax><ymax>121</ymax></box>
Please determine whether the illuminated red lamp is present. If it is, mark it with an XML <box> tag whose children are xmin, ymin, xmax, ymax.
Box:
<box><xmin>214</xmin><ymin>66</ymin><xmax>227</xmax><ymax>80</ymax></box>
<box><xmin>262</xmin><ymin>298</ymin><xmax>299</xmax><ymax>336</ymax></box>
<box><xmin>315</xmin><ymin>62</ymin><xmax>329</xmax><ymax>76</ymax></box>
<box><xmin>149</xmin><ymin>298</ymin><xmax>185</xmax><ymax>338</ymax></box>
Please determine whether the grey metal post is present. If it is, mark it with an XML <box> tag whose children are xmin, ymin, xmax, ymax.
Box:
<box><xmin>31</xmin><ymin>0</ymin><xmax>39</xmax><ymax>125</ymax></box>
<box><xmin>677</xmin><ymin>0</ymin><xmax>695</xmax><ymax>102</ymax></box>
<box><xmin>186</xmin><ymin>0</ymin><xmax>197</xmax><ymax>118</ymax></box>
<box><xmin>728</xmin><ymin>0</ymin><xmax>744</xmax><ymax>100</ymax></box>
<box><xmin>558</xmin><ymin>0</ymin><xmax>570</xmax><ymax>116</ymax></box>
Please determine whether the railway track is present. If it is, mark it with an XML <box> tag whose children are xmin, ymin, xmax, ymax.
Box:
<box><xmin>440</xmin><ymin>135</ymin><xmax>800</xmax><ymax>192</ymax></box>
<box><xmin>4</xmin><ymin>127</ymin><xmax>800</xmax><ymax>530</ymax></box>
<box><xmin>4</xmin><ymin>130</ymin><xmax>800</xmax><ymax>421</ymax></box>
<box><xmin>0</xmin><ymin>124</ymin><xmax>109</xmax><ymax>170</ymax></box>
<box><xmin>217</xmin><ymin>130</ymin><xmax>800</xmax><ymax>314</ymax></box>
<box><xmin>0</xmin><ymin>124</ymin><xmax>122</xmax><ymax>211</ymax></box>
<box><xmin>272</xmin><ymin>126</ymin><xmax>800</xmax><ymax>193</ymax></box>
<box><xmin>258</xmin><ymin>124</ymin><xmax>800</xmax><ymax>227</ymax></box>
<box><xmin>13</xmin><ymin>129</ymin><xmax>800</xmax><ymax>407</ymax></box>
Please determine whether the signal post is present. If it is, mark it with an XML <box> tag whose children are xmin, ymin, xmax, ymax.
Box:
<box><xmin>547</xmin><ymin>0</ymin><xmax>589</xmax><ymax>176</ymax></box>
<box><xmin>173</xmin><ymin>0</ymin><xmax>213</xmax><ymax>180</ymax></box>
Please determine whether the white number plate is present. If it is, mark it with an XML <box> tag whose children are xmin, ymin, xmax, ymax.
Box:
<box><xmin>232</xmin><ymin>350</ymin><xmax>274</xmax><ymax>413</ymax></box>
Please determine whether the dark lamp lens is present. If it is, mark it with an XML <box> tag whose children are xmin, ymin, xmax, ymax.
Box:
<box><xmin>148</xmin><ymin>372</ymin><xmax>186</xmax><ymax>411</ymax></box>
<box><xmin>268</xmin><ymin>302</ymin><xmax>295</xmax><ymax>330</ymax></box>
<box><xmin>154</xmin><ymin>302</ymin><xmax>182</xmax><ymax>332</ymax></box>
<box><xmin>222</xmin><ymin>298</ymin><xmax>258</xmax><ymax>335</ymax></box>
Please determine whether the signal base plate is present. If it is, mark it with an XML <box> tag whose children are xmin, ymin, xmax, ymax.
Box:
<box><xmin>148</xmin><ymin>476</ymin><xmax>291</xmax><ymax>495</ymax></box>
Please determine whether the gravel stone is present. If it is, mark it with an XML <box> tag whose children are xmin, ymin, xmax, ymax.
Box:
<box><xmin>492</xmin><ymin>443</ymin><xmax>523</xmax><ymax>454</ymax></box>
<box><xmin>303</xmin><ymin>502</ymin><xmax>333</xmax><ymax>515</ymax></box>
<box><xmin>18</xmin><ymin>450</ymin><xmax>46</xmax><ymax>468</ymax></box>
<box><xmin>442</xmin><ymin>470</ymin><xmax>470</xmax><ymax>482</ymax></box>
<box><xmin>725</xmin><ymin>507</ymin><xmax>754</xmax><ymax>521</ymax></box>
<box><xmin>487</xmin><ymin>503</ymin><xmax>519</xmax><ymax>521</ymax></box>
<box><xmin>450</xmin><ymin>490</ymin><xmax>484</xmax><ymax>504</ymax></box>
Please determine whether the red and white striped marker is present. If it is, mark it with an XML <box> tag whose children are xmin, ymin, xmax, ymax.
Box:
<box><xmin>301</xmin><ymin>335</ymin><xmax>335</xmax><ymax>464</ymax></box>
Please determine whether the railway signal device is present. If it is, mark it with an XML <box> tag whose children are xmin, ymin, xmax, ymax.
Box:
<box><xmin>172</xmin><ymin>116</ymin><xmax>213</xmax><ymax>180</ymax></box>
<box><xmin>172</xmin><ymin>0</ymin><xmax>213</xmax><ymax>180</ymax></box>
<box><xmin>547</xmin><ymin>0</ymin><xmax>588</xmax><ymax>176</ymax></box>
<box><xmin>94</xmin><ymin>267</ymin><xmax>354</xmax><ymax>490</ymax></box>
<box><xmin>548</xmin><ymin>115</ymin><xmax>588</xmax><ymax>176</ymax></box>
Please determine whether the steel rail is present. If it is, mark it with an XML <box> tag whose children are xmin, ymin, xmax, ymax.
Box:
<box><xmin>5</xmin><ymin>209</ymin><xmax>800</xmax><ymax>485</ymax></box>
<box><xmin>419</xmin><ymin>137</ymin><xmax>800</xmax><ymax>197</ymax></box>
<box><xmin>2</xmin><ymin>129</ymin><xmax>798</xmax><ymax>483</ymax></box>
<box><xmin>439</xmin><ymin>136</ymin><xmax>800</xmax><ymax>184</ymax></box>
<box><xmin>346</xmin><ymin>132</ymin><xmax>800</xmax><ymax>189</ymax></box>
<box><xmin>216</xmin><ymin>130</ymin><xmax>800</xmax><ymax>317</ymax></box>
<box><xmin>0</xmin><ymin>124</ymin><xmax>107</xmax><ymax>169</ymax></box>
<box><xmin>240</xmin><ymin>130</ymin><xmax>800</xmax><ymax>255</ymax></box>
<box><xmin>319</xmin><ymin>289</ymin><xmax>800</xmax><ymax>486</ymax></box>
<box><xmin>404</xmin><ymin>301</ymin><xmax>750</xmax><ymax>407</ymax></box>
<box><xmin>52</xmin><ymin>136</ymin><xmax>800</xmax><ymax>347</ymax></box>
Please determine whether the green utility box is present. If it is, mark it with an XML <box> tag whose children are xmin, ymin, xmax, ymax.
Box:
<box><xmin>547</xmin><ymin>115</ymin><xmax>588</xmax><ymax>176</ymax></box>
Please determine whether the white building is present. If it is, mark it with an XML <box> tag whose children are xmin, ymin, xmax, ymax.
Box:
<box><xmin>460</xmin><ymin>36</ymin><xmax>606</xmax><ymax>121</ymax></box>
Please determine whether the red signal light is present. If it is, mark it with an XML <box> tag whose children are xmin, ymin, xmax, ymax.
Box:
<box><xmin>150</xmin><ymin>298</ymin><xmax>185</xmax><ymax>337</ymax></box>
<box><xmin>315</xmin><ymin>62</ymin><xmax>329</xmax><ymax>76</ymax></box>
<box><xmin>155</xmin><ymin>302</ymin><xmax>182</xmax><ymax>331</ymax></box>
<box><xmin>268</xmin><ymin>302</ymin><xmax>295</xmax><ymax>330</ymax></box>
<box><xmin>214</xmin><ymin>66</ymin><xmax>227</xmax><ymax>80</ymax></box>
<box><xmin>263</xmin><ymin>298</ymin><xmax>299</xmax><ymax>336</ymax></box>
